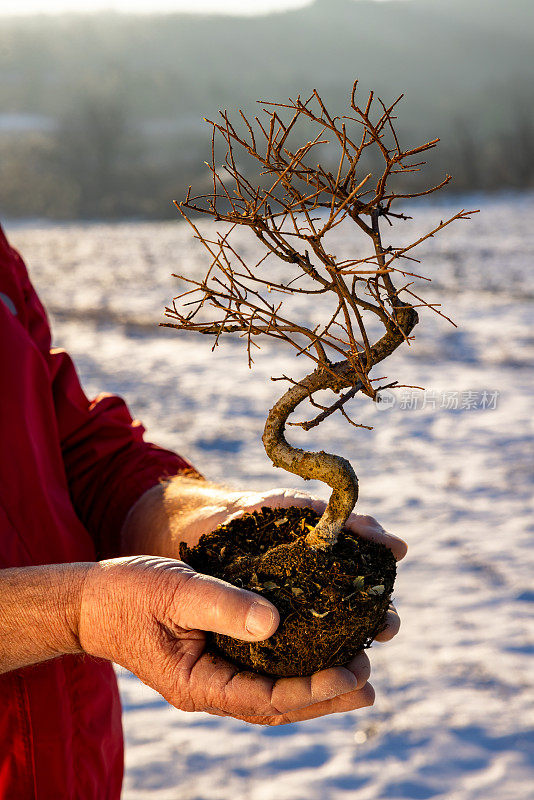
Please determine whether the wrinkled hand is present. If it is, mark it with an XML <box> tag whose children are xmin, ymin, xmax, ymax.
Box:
<box><xmin>181</xmin><ymin>486</ymin><xmax>407</xmax><ymax>643</ymax></box>
<box><xmin>78</xmin><ymin>556</ymin><xmax>375</xmax><ymax>725</ymax></box>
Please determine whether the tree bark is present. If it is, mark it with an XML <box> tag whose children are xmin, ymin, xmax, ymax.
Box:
<box><xmin>262</xmin><ymin>366</ymin><xmax>359</xmax><ymax>549</ymax></box>
<box><xmin>262</xmin><ymin>304</ymin><xmax>419</xmax><ymax>549</ymax></box>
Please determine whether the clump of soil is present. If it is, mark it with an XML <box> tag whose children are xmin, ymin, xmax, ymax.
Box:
<box><xmin>179</xmin><ymin>506</ymin><xmax>396</xmax><ymax>678</ymax></box>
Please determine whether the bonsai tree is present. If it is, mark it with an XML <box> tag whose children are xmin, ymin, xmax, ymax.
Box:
<box><xmin>163</xmin><ymin>81</ymin><xmax>475</xmax><ymax>677</ymax></box>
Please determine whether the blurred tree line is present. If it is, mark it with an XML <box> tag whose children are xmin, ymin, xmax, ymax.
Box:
<box><xmin>0</xmin><ymin>0</ymin><xmax>533</xmax><ymax>219</ymax></box>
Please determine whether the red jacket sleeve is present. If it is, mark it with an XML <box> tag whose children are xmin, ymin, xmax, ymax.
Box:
<box><xmin>10</xmin><ymin>236</ymin><xmax>199</xmax><ymax>558</ymax></box>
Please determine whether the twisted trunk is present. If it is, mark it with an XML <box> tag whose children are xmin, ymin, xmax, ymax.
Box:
<box><xmin>262</xmin><ymin>367</ymin><xmax>360</xmax><ymax>549</ymax></box>
<box><xmin>262</xmin><ymin>305</ymin><xmax>418</xmax><ymax>549</ymax></box>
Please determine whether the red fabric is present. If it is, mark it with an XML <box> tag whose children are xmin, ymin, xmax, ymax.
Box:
<box><xmin>0</xmin><ymin>224</ymin><xmax>196</xmax><ymax>799</ymax></box>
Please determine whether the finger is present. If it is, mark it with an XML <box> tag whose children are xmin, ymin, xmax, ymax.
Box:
<box><xmin>171</xmin><ymin>570</ymin><xmax>279</xmax><ymax>641</ymax></box>
<box><xmin>220</xmin><ymin>509</ymin><xmax>245</xmax><ymax>526</ymax></box>
<box><xmin>176</xmin><ymin>648</ymin><xmax>371</xmax><ymax>722</ymax></box>
<box><xmin>184</xmin><ymin>652</ymin><xmax>368</xmax><ymax>720</ymax></box>
<box><xmin>271</xmin><ymin>652</ymin><xmax>370</xmax><ymax>714</ymax></box>
<box><xmin>237</xmin><ymin>488</ymin><xmax>314</xmax><ymax>513</ymax></box>
<box><xmin>374</xmin><ymin>605</ymin><xmax>401</xmax><ymax>642</ymax></box>
<box><xmin>346</xmin><ymin>650</ymin><xmax>372</xmax><ymax>685</ymax></box>
<box><xmin>185</xmin><ymin>652</ymin><xmax>277</xmax><ymax>717</ymax></box>
<box><xmin>237</xmin><ymin>681</ymin><xmax>376</xmax><ymax>725</ymax></box>
<box><xmin>344</xmin><ymin>513</ymin><xmax>408</xmax><ymax>561</ymax></box>
<box><xmin>278</xmin><ymin>681</ymin><xmax>376</xmax><ymax>723</ymax></box>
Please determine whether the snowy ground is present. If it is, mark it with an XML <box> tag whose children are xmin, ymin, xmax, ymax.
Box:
<box><xmin>5</xmin><ymin>192</ymin><xmax>534</xmax><ymax>800</ymax></box>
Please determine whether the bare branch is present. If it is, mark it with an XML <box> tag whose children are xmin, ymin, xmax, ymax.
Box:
<box><xmin>166</xmin><ymin>80</ymin><xmax>475</xmax><ymax>548</ymax></box>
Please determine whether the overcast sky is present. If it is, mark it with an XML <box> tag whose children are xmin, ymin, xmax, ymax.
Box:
<box><xmin>0</xmin><ymin>0</ymin><xmax>396</xmax><ymax>16</ymax></box>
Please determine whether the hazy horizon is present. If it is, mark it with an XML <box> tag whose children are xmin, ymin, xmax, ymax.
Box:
<box><xmin>1</xmin><ymin>0</ymin><xmax>532</xmax><ymax>219</ymax></box>
<box><xmin>0</xmin><ymin>0</ymin><xmax>400</xmax><ymax>17</ymax></box>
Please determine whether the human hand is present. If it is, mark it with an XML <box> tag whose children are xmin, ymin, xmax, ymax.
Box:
<box><xmin>121</xmin><ymin>481</ymin><xmax>405</xmax><ymax>646</ymax></box>
<box><xmin>189</xmin><ymin>487</ymin><xmax>406</xmax><ymax>644</ymax></box>
<box><xmin>78</xmin><ymin>555</ymin><xmax>375</xmax><ymax>725</ymax></box>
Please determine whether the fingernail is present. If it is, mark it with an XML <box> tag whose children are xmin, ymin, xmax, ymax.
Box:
<box><xmin>245</xmin><ymin>600</ymin><xmax>275</xmax><ymax>637</ymax></box>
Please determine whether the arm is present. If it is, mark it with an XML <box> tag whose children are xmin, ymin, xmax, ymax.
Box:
<box><xmin>0</xmin><ymin>558</ymin><xmax>374</xmax><ymax>725</ymax></box>
<box><xmin>0</xmin><ymin>563</ymin><xmax>88</xmax><ymax>674</ymax></box>
<box><xmin>10</xmin><ymin>244</ymin><xmax>197</xmax><ymax>559</ymax></box>
<box><xmin>119</xmin><ymin>476</ymin><xmax>254</xmax><ymax>555</ymax></box>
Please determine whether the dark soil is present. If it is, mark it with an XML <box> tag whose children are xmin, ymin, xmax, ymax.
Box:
<box><xmin>179</xmin><ymin>505</ymin><xmax>396</xmax><ymax>678</ymax></box>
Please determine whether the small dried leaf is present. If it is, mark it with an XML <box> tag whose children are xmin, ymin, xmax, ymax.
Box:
<box><xmin>262</xmin><ymin>581</ymin><xmax>279</xmax><ymax>590</ymax></box>
<box><xmin>274</xmin><ymin>517</ymin><xmax>288</xmax><ymax>527</ymax></box>
<box><xmin>352</xmin><ymin>576</ymin><xmax>365</xmax><ymax>590</ymax></box>
<box><xmin>310</xmin><ymin>609</ymin><xmax>330</xmax><ymax>618</ymax></box>
<box><xmin>291</xmin><ymin>587</ymin><xmax>304</xmax><ymax>597</ymax></box>
<box><xmin>368</xmin><ymin>585</ymin><xmax>385</xmax><ymax>596</ymax></box>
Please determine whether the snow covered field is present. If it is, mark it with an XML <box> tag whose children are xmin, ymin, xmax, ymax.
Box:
<box><xmin>6</xmin><ymin>193</ymin><xmax>534</xmax><ymax>800</ymax></box>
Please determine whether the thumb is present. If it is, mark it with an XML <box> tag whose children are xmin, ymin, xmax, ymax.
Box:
<box><xmin>172</xmin><ymin>570</ymin><xmax>280</xmax><ymax>642</ymax></box>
